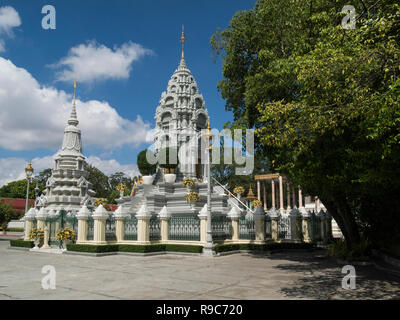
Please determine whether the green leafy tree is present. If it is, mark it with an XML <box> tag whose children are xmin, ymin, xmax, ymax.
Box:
<box><xmin>157</xmin><ymin>147</ymin><xmax>179</xmax><ymax>172</ymax></box>
<box><xmin>137</xmin><ymin>149</ymin><xmax>157</xmax><ymax>176</ymax></box>
<box><xmin>33</xmin><ymin>168</ymin><xmax>52</xmax><ymax>186</ymax></box>
<box><xmin>211</xmin><ymin>0</ymin><xmax>400</xmax><ymax>249</ymax></box>
<box><xmin>0</xmin><ymin>200</ymin><xmax>19</xmax><ymax>225</ymax></box>
<box><xmin>86</xmin><ymin>165</ymin><xmax>111</xmax><ymax>198</ymax></box>
<box><xmin>0</xmin><ymin>180</ymin><xmax>39</xmax><ymax>199</ymax></box>
<box><xmin>108</xmin><ymin>172</ymin><xmax>133</xmax><ymax>194</ymax></box>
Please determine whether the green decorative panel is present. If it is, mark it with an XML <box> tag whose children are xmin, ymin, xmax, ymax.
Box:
<box><xmin>87</xmin><ymin>216</ymin><xmax>94</xmax><ymax>241</ymax></box>
<box><xmin>239</xmin><ymin>215</ymin><xmax>255</xmax><ymax>240</ymax></box>
<box><xmin>124</xmin><ymin>215</ymin><xmax>138</xmax><ymax>241</ymax></box>
<box><xmin>105</xmin><ymin>214</ymin><xmax>116</xmax><ymax>241</ymax></box>
<box><xmin>278</xmin><ymin>215</ymin><xmax>291</xmax><ymax>239</ymax></box>
<box><xmin>212</xmin><ymin>215</ymin><xmax>232</xmax><ymax>241</ymax></box>
<box><xmin>169</xmin><ymin>216</ymin><xmax>200</xmax><ymax>241</ymax></box>
<box><xmin>149</xmin><ymin>215</ymin><xmax>161</xmax><ymax>241</ymax></box>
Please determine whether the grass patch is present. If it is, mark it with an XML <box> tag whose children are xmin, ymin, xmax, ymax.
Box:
<box><xmin>5</xmin><ymin>228</ymin><xmax>24</xmax><ymax>232</ymax></box>
<box><xmin>214</xmin><ymin>242</ymin><xmax>315</xmax><ymax>253</ymax></box>
<box><xmin>119</xmin><ymin>244</ymin><xmax>166</xmax><ymax>253</ymax></box>
<box><xmin>67</xmin><ymin>243</ymin><xmax>204</xmax><ymax>254</ymax></box>
<box><xmin>165</xmin><ymin>244</ymin><xmax>203</xmax><ymax>253</ymax></box>
<box><xmin>10</xmin><ymin>239</ymin><xmax>34</xmax><ymax>248</ymax></box>
<box><xmin>66</xmin><ymin>244</ymin><xmax>119</xmax><ymax>253</ymax></box>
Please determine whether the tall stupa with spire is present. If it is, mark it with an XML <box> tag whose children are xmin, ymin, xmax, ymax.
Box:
<box><xmin>35</xmin><ymin>81</ymin><xmax>95</xmax><ymax>212</ymax></box>
<box><xmin>153</xmin><ymin>25</ymin><xmax>209</xmax><ymax>182</ymax></box>
<box><xmin>118</xmin><ymin>27</ymin><xmax>230</xmax><ymax>216</ymax></box>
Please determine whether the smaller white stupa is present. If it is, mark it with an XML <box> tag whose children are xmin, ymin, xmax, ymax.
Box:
<box><xmin>34</xmin><ymin>81</ymin><xmax>95</xmax><ymax>213</ymax></box>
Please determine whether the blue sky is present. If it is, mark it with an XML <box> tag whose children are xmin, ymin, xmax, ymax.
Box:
<box><xmin>0</xmin><ymin>0</ymin><xmax>257</xmax><ymax>185</ymax></box>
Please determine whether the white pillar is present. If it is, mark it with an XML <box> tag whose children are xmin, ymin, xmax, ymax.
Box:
<box><xmin>286</xmin><ymin>182</ymin><xmax>291</xmax><ymax>211</ymax></box>
<box><xmin>254</xmin><ymin>206</ymin><xmax>265</xmax><ymax>241</ymax></box>
<box><xmin>298</xmin><ymin>187</ymin><xmax>303</xmax><ymax>208</ymax></box>
<box><xmin>158</xmin><ymin>206</ymin><xmax>171</xmax><ymax>242</ymax></box>
<box><xmin>77</xmin><ymin>205</ymin><xmax>91</xmax><ymax>243</ymax></box>
<box><xmin>292</xmin><ymin>186</ymin><xmax>296</xmax><ymax>208</ymax></box>
<box><xmin>257</xmin><ymin>181</ymin><xmax>261</xmax><ymax>201</ymax></box>
<box><xmin>228</xmin><ymin>206</ymin><xmax>240</xmax><ymax>241</ymax></box>
<box><xmin>271</xmin><ymin>180</ymin><xmax>276</xmax><ymax>208</ymax></box>
<box><xmin>92</xmin><ymin>205</ymin><xmax>108</xmax><ymax>244</ymax></box>
<box><xmin>263</xmin><ymin>183</ymin><xmax>267</xmax><ymax>210</ymax></box>
<box><xmin>114</xmin><ymin>205</ymin><xmax>129</xmax><ymax>243</ymax></box>
<box><xmin>136</xmin><ymin>204</ymin><xmax>151</xmax><ymax>244</ymax></box>
<box><xmin>198</xmin><ymin>204</ymin><xmax>208</xmax><ymax>244</ymax></box>
<box><xmin>23</xmin><ymin>208</ymin><xmax>36</xmax><ymax>241</ymax></box>
<box><xmin>279</xmin><ymin>176</ymin><xmax>284</xmax><ymax>214</ymax></box>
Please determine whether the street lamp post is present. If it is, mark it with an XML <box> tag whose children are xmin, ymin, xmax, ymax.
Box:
<box><xmin>24</xmin><ymin>162</ymin><xmax>34</xmax><ymax>214</ymax></box>
<box><xmin>203</xmin><ymin>121</ymin><xmax>215</xmax><ymax>256</ymax></box>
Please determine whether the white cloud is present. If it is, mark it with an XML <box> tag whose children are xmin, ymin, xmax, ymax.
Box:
<box><xmin>52</xmin><ymin>41</ymin><xmax>153</xmax><ymax>83</ymax></box>
<box><xmin>0</xmin><ymin>6</ymin><xmax>21</xmax><ymax>35</ymax></box>
<box><xmin>0</xmin><ymin>6</ymin><xmax>21</xmax><ymax>52</ymax></box>
<box><xmin>0</xmin><ymin>155</ymin><xmax>139</xmax><ymax>187</ymax></box>
<box><xmin>86</xmin><ymin>156</ymin><xmax>139</xmax><ymax>177</ymax></box>
<box><xmin>0</xmin><ymin>57</ymin><xmax>153</xmax><ymax>151</ymax></box>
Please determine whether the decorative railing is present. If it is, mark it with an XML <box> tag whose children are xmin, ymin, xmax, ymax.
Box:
<box><xmin>87</xmin><ymin>216</ymin><xmax>94</xmax><ymax>241</ymax></box>
<box><xmin>265</xmin><ymin>216</ymin><xmax>272</xmax><ymax>239</ymax></box>
<box><xmin>278</xmin><ymin>215</ymin><xmax>291</xmax><ymax>239</ymax></box>
<box><xmin>124</xmin><ymin>214</ymin><xmax>138</xmax><ymax>241</ymax></box>
<box><xmin>149</xmin><ymin>215</ymin><xmax>161</xmax><ymax>241</ymax></box>
<box><xmin>65</xmin><ymin>214</ymin><xmax>78</xmax><ymax>236</ymax></box>
<box><xmin>211</xmin><ymin>215</ymin><xmax>232</xmax><ymax>241</ymax></box>
<box><xmin>212</xmin><ymin>177</ymin><xmax>254</xmax><ymax>213</ymax></box>
<box><xmin>239</xmin><ymin>215</ymin><xmax>255</xmax><ymax>240</ymax></box>
<box><xmin>309</xmin><ymin>212</ymin><xmax>321</xmax><ymax>242</ymax></box>
<box><xmin>105</xmin><ymin>214</ymin><xmax>116</xmax><ymax>241</ymax></box>
<box><xmin>46</xmin><ymin>215</ymin><xmax>60</xmax><ymax>245</ymax></box>
<box><xmin>169</xmin><ymin>216</ymin><xmax>200</xmax><ymax>241</ymax></box>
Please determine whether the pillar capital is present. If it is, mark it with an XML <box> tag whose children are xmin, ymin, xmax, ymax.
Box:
<box><xmin>198</xmin><ymin>204</ymin><xmax>208</xmax><ymax>220</ymax></box>
<box><xmin>158</xmin><ymin>205</ymin><xmax>171</xmax><ymax>220</ymax></box>
<box><xmin>77</xmin><ymin>205</ymin><xmax>91</xmax><ymax>220</ymax></box>
<box><xmin>114</xmin><ymin>205</ymin><xmax>129</xmax><ymax>220</ymax></box>
<box><xmin>92</xmin><ymin>204</ymin><xmax>109</xmax><ymax>220</ymax></box>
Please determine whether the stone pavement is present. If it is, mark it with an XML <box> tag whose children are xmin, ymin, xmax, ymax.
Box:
<box><xmin>0</xmin><ymin>241</ymin><xmax>399</xmax><ymax>300</ymax></box>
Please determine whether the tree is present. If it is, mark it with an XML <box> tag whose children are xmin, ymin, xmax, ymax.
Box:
<box><xmin>86</xmin><ymin>165</ymin><xmax>111</xmax><ymax>198</ymax></box>
<box><xmin>108</xmin><ymin>172</ymin><xmax>133</xmax><ymax>194</ymax></box>
<box><xmin>0</xmin><ymin>179</ymin><xmax>42</xmax><ymax>199</ymax></box>
<box><xmin>137</xmin><ymin>150</ymin><xmax>157</xmax><ymax>176</ymax></box>
<box><xmin>157</xmin><ymin>147</ymin><xmax>179</xmax><ymax>172</ymax></box>
<box><xmin>0</xmin><ymin>200</ymin><xmax>19</xmax><ymax>225</ymax></box>
<box><xmin>211</xmin><ymin>0</ymin><xmax>400</xmax><ymax>250</ymax></box>
<box><xmin>33</xmin><ymin>168</ymin><xmax>52</xmax><ymax>186</ymax></box>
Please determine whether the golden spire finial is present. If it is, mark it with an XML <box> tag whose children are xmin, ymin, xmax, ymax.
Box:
<box><xmin>207</xmin><ymin>120</ymin><xmax>211</xmax><ymax>131</ymax></box>
<box><xmin>73</xmin><ymin>79</ymin><xmax>77</xmax><ymax>106</ymax></box>
<box><xmin>180</xmin><ymin>25</ymin><xmax>186</xmax><ymax>60</ymax></box>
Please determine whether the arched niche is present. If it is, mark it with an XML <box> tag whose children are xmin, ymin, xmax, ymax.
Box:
<box><xmin>195</xmin><ymin>97</ymin><xmax>203</xmax><ymax>109</ymax></box>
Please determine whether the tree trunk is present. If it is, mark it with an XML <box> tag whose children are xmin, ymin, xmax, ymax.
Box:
<box><xmin>322</xmin><ymin>196</ymin><xmax>360</xmax><ymax>250</ymax></box>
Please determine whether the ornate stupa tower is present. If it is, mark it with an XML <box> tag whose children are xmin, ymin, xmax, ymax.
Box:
<box><xmin>35</xmin><ymin>81</ymin><xmax>95</xmax><ymax>212</ymax></box>
<box><xmin>154</xmin><ymin>26</ymin><xmax>209</xmax><ymax>181</ymax></box>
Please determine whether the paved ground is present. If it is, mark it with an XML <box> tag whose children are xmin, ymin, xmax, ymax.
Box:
<box><xmin>1</xmin><ymin>240</ymin><xmax>399</xmax><ymax>300</ymax></box>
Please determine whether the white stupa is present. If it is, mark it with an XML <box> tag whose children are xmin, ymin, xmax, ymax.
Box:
<box><xmin>34</xmin><ymin>81</ymin><xmax>95</xmax><ymax>213</ymax></box>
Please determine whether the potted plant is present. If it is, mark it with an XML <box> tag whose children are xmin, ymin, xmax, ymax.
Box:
<box><xmin>157</xmin><ymin>147</ymin><xmax>179</xmax><ymax>183</ymax></box>
<box><xmin>182</xmin><ymin>178</ymin><xmax>195</xmax><ymax>191</ymax></box>
<box><xmin>29</xmin><ymin>228</ymin><xmax>44</xmax><ymax>250</ymax></box>
<box><xmin>252</xmin><ymin>199</ymin><xmax>262</xmax><ymax>208</ymax></box>
<box><xmin>137</xmin><ymin>149</ymin><xmax>157</xmax><ymax>185</ymax></box>
<box><xmin>185</xmin><ymin>192</ymin><xmax>200</xmax><ymax>209</ymax></box>
<box><xmin>233</xmin><ymin>186</ymin><xmax>245</xmax><ymax>200</ymax></box>
<box><xmin>56</xmin><ymin>227</ymin><xmax>76</xmax><ymax>250</ymax></box>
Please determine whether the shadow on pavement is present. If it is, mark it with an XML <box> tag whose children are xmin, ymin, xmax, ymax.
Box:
<box><xmin>245</xmin><ymin>250</ymin><xmax>400</xmax><ymax>299</ymax></box>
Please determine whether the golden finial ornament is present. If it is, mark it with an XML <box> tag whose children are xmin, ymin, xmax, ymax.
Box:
<box><xmin>73</xmin><ymin>79</ymin><xmax>77</xmax><ymax>106</ymax></box>
<box><xmin>180</xmin><ymin>25</ymin><xmax>186</xmax><ymax>60</ymax></box>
